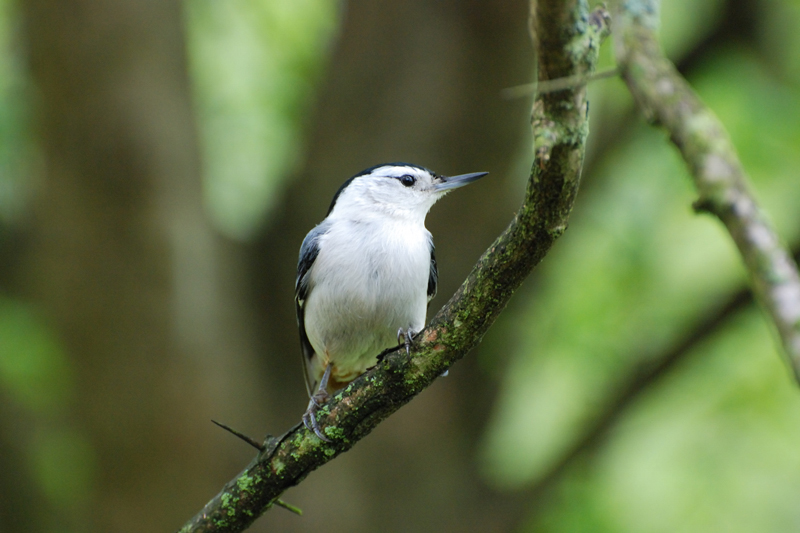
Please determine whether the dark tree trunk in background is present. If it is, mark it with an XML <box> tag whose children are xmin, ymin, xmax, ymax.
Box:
<box><xmin>252</xmin><ymin>1</ymin><xmax>533</xmax><ymax>531</ymax></box>
<box><xmin>18</xmin><ymin>0</ymin><xmax>264</xmax><ymax>530</ymax></box>
<box><xmin>0</xmin><ymin>398</ymin><xmax>47</xmax><ymax>531</ymax></box>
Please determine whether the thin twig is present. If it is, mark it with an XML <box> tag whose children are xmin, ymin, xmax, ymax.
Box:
<box><xmin>614</xmin><ymin>0</ymin><xmax>800</xmax><ymax>382</ymax></box>
<box><xmin>273</xmin><ymin>499</ymin><xmax>303</xmax><ymax>516</ymax></box>
<box><xmin>211</xmin><ymin>420</ymin><xmax>265</xmax><ymax>452</ymax></box>
<box><xmin>501</xmin><ymin>67</ymin><xmax>620</xmax><ymax>99</ymax></box>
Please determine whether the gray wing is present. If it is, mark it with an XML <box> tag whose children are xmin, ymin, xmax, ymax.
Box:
<box><xmin>296</xmin><ymin>222</ymin><xmax>330</xmax><ymax>396</ymax></box>
<box><xmin>427</xmin><ymin>236</ymin><xmax>438</xmax><ymax>302</ymax></box>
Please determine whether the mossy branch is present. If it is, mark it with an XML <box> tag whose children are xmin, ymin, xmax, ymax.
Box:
<box><xmin>614</xmin><ymin>0</ymin><xmax>800</xmax><ymax>382</ymax></box>
<box><xmin>177</xmin><ymin>2</ymin><xmax>609</xmax><ymax>532</ymax></box>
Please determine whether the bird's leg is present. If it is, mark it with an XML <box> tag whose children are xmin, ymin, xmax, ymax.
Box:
<box><xmin>396</xmin><ymin>327</ymin><xmax>418</xmax><ymax>356</ymax></box>
<box><xmin>302</xmin><ymin>364</ymin><xmax>332</xmax><ymax>442</ymax></box>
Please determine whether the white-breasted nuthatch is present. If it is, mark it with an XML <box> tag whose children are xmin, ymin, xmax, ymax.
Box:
<box><xmin>295</xmin><ymin>163</ymin><xmax>487</xmax><ymax>440</ymax></box>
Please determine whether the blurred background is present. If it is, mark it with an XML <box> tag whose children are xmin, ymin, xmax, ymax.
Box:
<box><xmin>1</xmin><ymin>0</ymin><xmax>800</xmax><ymax>531</ymax></box>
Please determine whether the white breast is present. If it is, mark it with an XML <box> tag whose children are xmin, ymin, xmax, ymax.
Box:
<box><xmin>303</xmin><ymin>216</ymin><xmax>431</xmax><ymax>383</ymax></box>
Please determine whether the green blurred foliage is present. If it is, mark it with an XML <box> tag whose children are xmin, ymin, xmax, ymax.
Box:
<box><xmin>0</xmin><ymin>299</ymin><xmax>72</xmax><ymax>413</ymax></box>
<box><xmin>478</xmin><ymin>0</ymin><xmax>800</xmax><ymax>531</ymax></box>
<box><xmin>758</xmin><ymin>0</ymin><xmax>800</xmax><ymax>84</ymax></box>
<box><xmin>0</xmin><ymin>0</ymin><xmax>30</xmax><ymax>225</ymax></box>
<box><xmin>30</xmin><ymin>424</ymin><xmax>95</xmax><ymax>510</ymax></box>
<box><xmin>526</xmin><ymin>310</ymin><xmax>800</xmax><ymax>533</ymax></box>
<box><xmin>658</xmin><ymin>0</ymin><xmax>726</xmax><ymax>60</ymax></box>
<box><xmin>0</xmin><ymin>298</ymin><xmax>93</xmax><ymax>522</ymax></box>
<box><xmin>185</xmin><ymin>0</ymin><xmax>340</xmax><ymax>239</ymax></box>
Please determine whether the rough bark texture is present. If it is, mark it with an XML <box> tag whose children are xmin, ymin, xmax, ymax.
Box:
<box><xmin>179</xmin><ymin>2</ymin><xmax>610</xmax><ymax>531</ymax></box>
<box><xmin>614</xmin><ymin>0</ymin><xmax>800</xmax><ymax>381</ymax></box>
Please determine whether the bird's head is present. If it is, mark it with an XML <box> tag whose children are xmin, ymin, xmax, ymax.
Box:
<box><xmin>327</xmin><ymin>163</ymin><xmax>488</xmax><ymax>222</ymax></box>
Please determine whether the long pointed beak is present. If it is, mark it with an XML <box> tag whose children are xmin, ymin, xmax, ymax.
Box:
<box><xmin>434</xmin><ymin>171</ymin><xmax>488</xmax><ymax>192</ymax></box>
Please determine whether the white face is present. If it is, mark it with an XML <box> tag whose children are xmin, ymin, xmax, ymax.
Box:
<box><xmin>328</xmin><ymin>164</ymin><xmax>487</xmax><ymax>222</ymax></box>
<box><xmin>366</xmin><ymin>164</ymin><xmax>441</xmax><ymax>204</ymax></box>
<box><xmin>329</xmin><ymin>165</ymin><xmax>442</xmax><ymax>221</ymax></box>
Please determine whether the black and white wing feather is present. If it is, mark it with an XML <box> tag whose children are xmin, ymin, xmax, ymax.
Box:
<box><xmin>295</xmin><ymin>222</ymin><xmax>330</xmax><ymax>396</ymax></box>
<box><xmin>427</xmin><ymin>236</ymin><xmax>438</xmax><ymax>303</ymax></box>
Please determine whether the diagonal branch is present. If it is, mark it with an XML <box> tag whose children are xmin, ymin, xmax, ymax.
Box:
<box><xmin>177</xmin><ymin>2</ymin><xmax>609</xmax><ymax>532</ymax></box>
<box><xmin>614</xmin><ymin>0</ymin><xmax>800</xmax><ymax>381</ymax></box>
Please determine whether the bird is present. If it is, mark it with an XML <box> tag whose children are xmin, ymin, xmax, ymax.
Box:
<box><xmin>295</xmin><ymin>162</ymin><xmax>488</xmax><ymax>441</ymax></box>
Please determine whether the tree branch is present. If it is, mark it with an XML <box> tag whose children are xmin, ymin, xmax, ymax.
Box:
<box><xmin>614</xmin><ymin>0</ymin><xmax>800</xmax><ymax>381</ymax></box>
<box><xmin>177</xmin><ymin>2</ymin><xmax>609</xmax><ymax>532</ymax></box>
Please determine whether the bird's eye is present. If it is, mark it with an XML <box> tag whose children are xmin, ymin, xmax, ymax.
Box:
<box><xmin>399</xmin><ymin>175</ymin><xmax>416</xmax><ymax>187</ymax></box>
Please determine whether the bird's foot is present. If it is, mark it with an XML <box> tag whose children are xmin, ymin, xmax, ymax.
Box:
<box><xmin>302</xmin><ymin>395</ymin><xmax>330</xmax><ymax>442</ymax></box>
<box><xmin>302</xmin><ymin>365</ymin><xmax>332</xmax><ymax>442</ymax></box>
<box><xmin>396</xmin><ymin>327</ymin><xmax>418</xmax><ymax>356</ymax></box>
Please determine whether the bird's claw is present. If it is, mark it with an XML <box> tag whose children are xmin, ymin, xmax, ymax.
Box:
<box><xmin>302</xmin><ymin>365</ymin><xmax>332</xmax><ymax>442</ymax></box>
<box><xmin>397</xmin><ymin>327</ymin><xmax>417</xmax><ymax>356</ymax></box>
<box><xmin>302</xmin><ymin>397</ymin><xmax>331</xmax><ymax>442</ymax></box>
